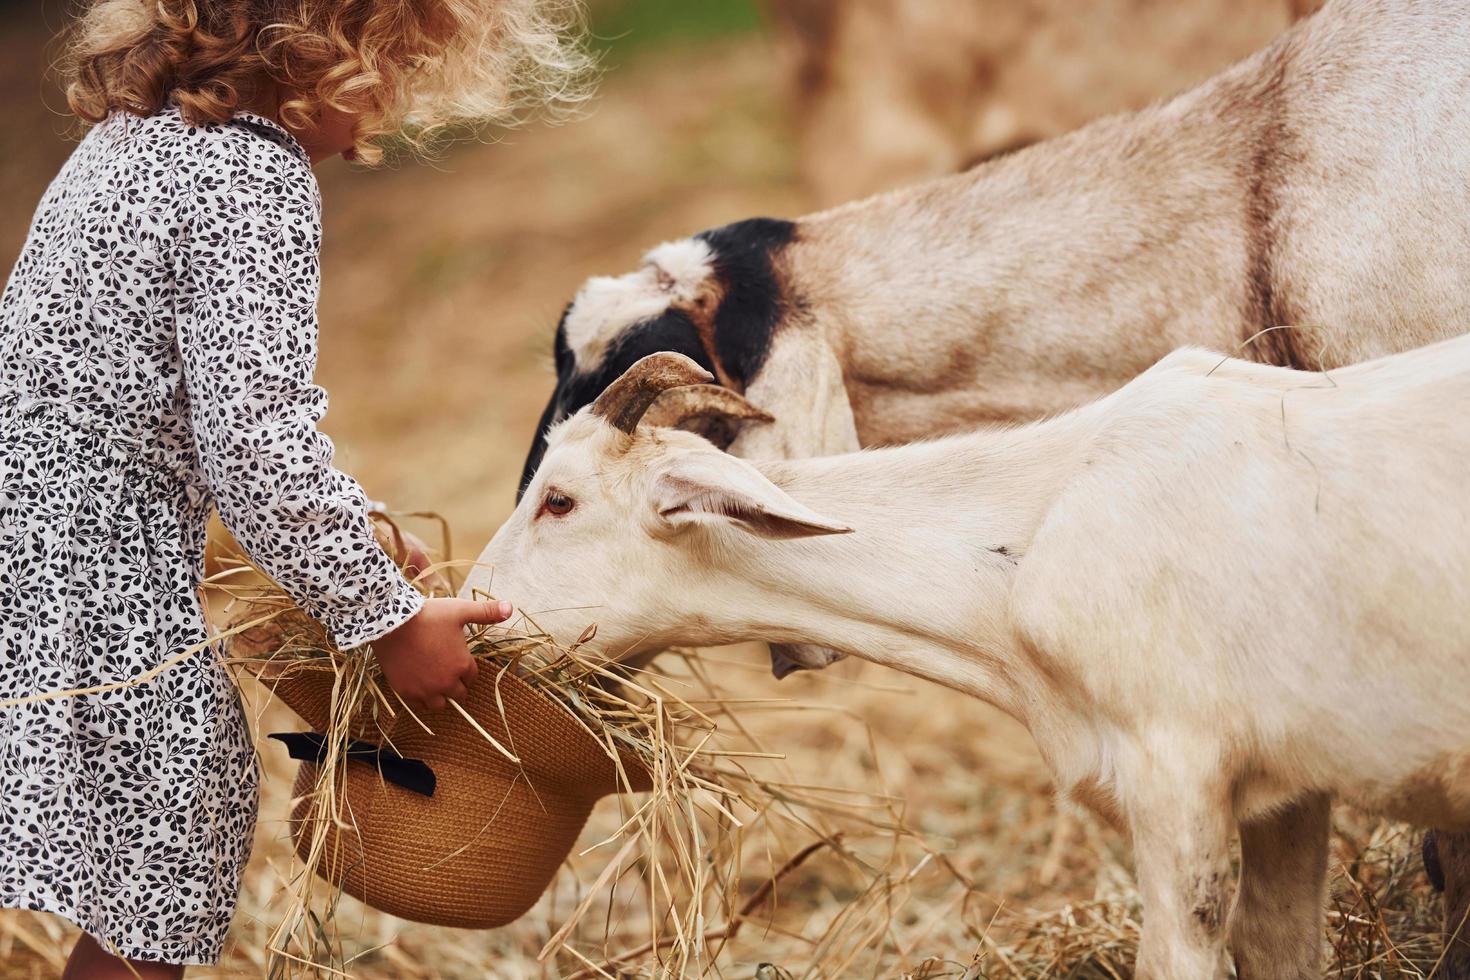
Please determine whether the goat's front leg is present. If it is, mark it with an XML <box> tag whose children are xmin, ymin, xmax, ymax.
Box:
<box><xmin>1126</xmin><ymin>756</ymin><xmax>1234</xmax><ymax>980</ymax></box>
<box><xmin>1228</xmin><ymin>793</ymin><xmax>1330</xmax><ymax>979</ymax></box>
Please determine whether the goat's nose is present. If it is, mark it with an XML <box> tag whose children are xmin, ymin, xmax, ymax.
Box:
<box><xmin>770</xmin><ymin>648</ymin><xmax>802</xmax><ymax>680</ymax></box>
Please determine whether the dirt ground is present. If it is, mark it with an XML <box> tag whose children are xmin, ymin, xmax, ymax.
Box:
<box><xmin>0</xmin><ymin>5</ymin><xmax>1445</xmax><ymax>978</ymax></box>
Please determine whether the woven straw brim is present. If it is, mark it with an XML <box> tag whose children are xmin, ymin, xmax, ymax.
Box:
<box><xmin>272</xmin><ymin>665</ymin><xmax>651</xmax><ymax>928</ymax></box>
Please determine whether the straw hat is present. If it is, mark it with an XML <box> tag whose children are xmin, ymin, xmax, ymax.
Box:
<box><xmin>262</xmin><ymin>662</ymin><xmax>651</xmax><ymax>929</ymax></box>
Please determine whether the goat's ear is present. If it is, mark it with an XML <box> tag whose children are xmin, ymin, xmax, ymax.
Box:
<box><xmin>652</xmin><ymin>452</ymin><xmax>853</xmax><ymax>540</ymax></box>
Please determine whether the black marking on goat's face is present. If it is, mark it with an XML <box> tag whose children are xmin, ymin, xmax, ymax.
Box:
<box><xmin>518</xmin><ymin>304</ymin><xmax>715</xmax><ymax>499</ymax></box>
<box><xmin>517</xmin><ymin>217</ymin><xmax>799</xmax><ymax>501</ymax></box>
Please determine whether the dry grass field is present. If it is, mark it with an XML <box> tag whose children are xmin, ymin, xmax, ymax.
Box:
<box><xmin>0</xmin><ymin>3</ymin><xmax>1448</xmax><ymax>977</ymax></box>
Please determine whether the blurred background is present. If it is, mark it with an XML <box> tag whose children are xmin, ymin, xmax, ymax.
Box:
<box><xmin>5</xmin><ymin>2</ymin><xmax>1434</xmax><ymax>978</ymax></box>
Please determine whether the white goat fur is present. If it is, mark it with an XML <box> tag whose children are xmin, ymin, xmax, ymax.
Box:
<box><xmin>474</xmin><ymin>337</ymin><xmax>1470</xmax><ymax>978</ymax></box>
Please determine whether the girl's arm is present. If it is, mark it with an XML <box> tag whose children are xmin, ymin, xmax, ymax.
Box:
<box><xmin>176</xmin><ymin>142</ymin><xmax>425</xmax><ymax>651</ymax></box>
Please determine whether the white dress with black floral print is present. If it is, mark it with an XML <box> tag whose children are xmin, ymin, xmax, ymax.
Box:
<box><xmin>0</xmin><ymin>108</ymin><xmax>425</xmax><ymax>964</ymax></box>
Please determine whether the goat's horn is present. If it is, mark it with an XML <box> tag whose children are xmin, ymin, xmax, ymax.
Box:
<box><xmin>590</xmin><ymin>352</ymin><xmax>715</xmax><ymax>434</ymax></box>
<box><xmin>642</xmin><ymin>385</ymin><xmax>774</xmax><ymax>430</ymax></box>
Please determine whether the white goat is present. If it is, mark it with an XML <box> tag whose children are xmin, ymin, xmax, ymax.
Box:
<box><xmin>474</xmin><ymin>347</ymin><xmax>1470</xmax><ymax>979</ymax></box>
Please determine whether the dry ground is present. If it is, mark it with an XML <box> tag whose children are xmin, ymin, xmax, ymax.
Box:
<box><xmin>0</xmin><ymin>7</ymin><xmax>1447</xmax><ymax>978</ymax></box>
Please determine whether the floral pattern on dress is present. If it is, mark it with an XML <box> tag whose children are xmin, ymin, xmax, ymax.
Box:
<box><xmin>0</xmin><ymin>107</ymin><xmax>424</xmax><ymax>964</ymax></box>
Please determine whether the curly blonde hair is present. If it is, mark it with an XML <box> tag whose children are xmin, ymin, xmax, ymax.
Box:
<box><xmin>63</xmin><ymin>0</ymin><xmax>594</xmax><ymax>162</ymax></box>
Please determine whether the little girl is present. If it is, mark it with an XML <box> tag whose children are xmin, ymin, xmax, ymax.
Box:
<box><xmin>0</xmin><ymin>1</ymin><xmax>589</xmax><ymax>975</ymax></box>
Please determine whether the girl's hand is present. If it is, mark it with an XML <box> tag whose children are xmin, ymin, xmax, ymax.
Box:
<box><xmin>373</xmin><ymin>598</ymin><xmax>514</xmax><ymax>711</ymax></box>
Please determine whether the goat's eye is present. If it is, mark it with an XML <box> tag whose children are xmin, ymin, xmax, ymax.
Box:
<box><xmin>543</xmin><ymin>490</ymin><xmax>575</xmax><ymax>517</ymax></box>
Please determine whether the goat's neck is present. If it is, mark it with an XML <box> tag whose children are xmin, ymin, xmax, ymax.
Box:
<box><xmin>678</xmin><ymin>416</ymin><xmax>1095</xmax><ymax>726</ymax></box>
<box><xmin>786</xmin><ymin>51</ymin><xmax>1269</xmax><ymax>432</ymax></box>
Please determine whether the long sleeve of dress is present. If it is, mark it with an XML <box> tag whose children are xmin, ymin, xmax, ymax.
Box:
<box><xmin>175</xmin><ymin>139</ymin><xmax>425</xmax><ymax>650</ymax></box>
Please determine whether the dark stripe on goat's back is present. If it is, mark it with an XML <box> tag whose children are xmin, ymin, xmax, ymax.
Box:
<box><xmin>697</xmin><ymin>217</ymin><xmax>798</xmax><ymax>389</ymax></box>
<box><xmin>1241</xmin><ymin>50</ymin><xmax>1309</xmax><ymax>371</ymax></box>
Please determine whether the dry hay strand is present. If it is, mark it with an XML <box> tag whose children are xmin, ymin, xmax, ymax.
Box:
<box><xmin>942</xmin><ymin>810</ymin><xmax>1445</xmax><ymax>979</ymax></box>
<box><xmin>1324</xmin><ymin>816</ymin><xmax>1445</xmax><ymax>978</ymax></box>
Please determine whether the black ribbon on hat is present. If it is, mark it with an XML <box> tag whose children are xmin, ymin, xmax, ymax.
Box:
<box><xmin>269</xmin><ymin>732</ymin><xmax>437</xmax><ymax>798</ymax></box>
